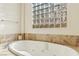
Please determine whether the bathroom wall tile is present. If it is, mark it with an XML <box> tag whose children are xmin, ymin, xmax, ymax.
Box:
<box><xmin>76</xmin><ymin>36</ymin><xmax>79</xmax><ymax>46</ymax></box>
<box><xmin>25</xmin><ymin>33</ymin><xmax>29</xmax><ymax>40</ymax></box>
<box><xmin>64</xmin><ymin>36</ymin><xmax>78</xmax><ymax>46</ymax></box>
<box><xmin>25</xmin><ymin>33</ymin><xmax>79</xmax><ymax>47</ymax></box>
<box><xmin>27</xmin><ymin>33</ymin><xmax>36</xmax><ymax>40</ymax></box>
<box><xmin>46</xmin><ymin>34</ymin><xmax>53</xmax><ymax>42</ymax></box>
<box><xmin>36</xmin><ymin>34</ymin><xmax>46</xmax><ymax>41</ymax></box>
<box><xmin>35</xmin><ymin>34</ymin><xmax>51</xmax><ymax>42</ymax></box>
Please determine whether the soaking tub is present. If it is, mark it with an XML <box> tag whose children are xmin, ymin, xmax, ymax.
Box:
<box><xmin>8</xmin><ymin>40</ymin><xmax>79</xmax><ymax>56</ymax></box>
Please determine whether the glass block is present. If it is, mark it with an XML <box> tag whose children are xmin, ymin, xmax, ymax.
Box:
<box><xmin>32</xmin><ymin>3</ymin><xmax>67</xmax><ymax>28</ymax></box>
<box><xmin>49</xmin><ymin>18</ymin><xmax>55</xmax><ymax>28</ymax></box>
<box><xmin>45</xmin><ymin>19</ymin><xmax>49</xmax><ymax>24</ymax></box>
<box><xmin>55</xmin><ymin>18</ymin><xmax>60</xmax><ymax>24</ymax></box>
<box><xmin>61</xmin><ymin>16</ymin><xmax>67</xmax><ymax>23</ymax></box>
<box><xmin>61</xmin><ymin>23</ymin><xmax>67</xmax><ymax>27</ymax></box>
<box><xmin>33</xmin><ymin>20</ymin><xmax>37</xmax><ymax>25</ymax></box>
<box><xmin>44</xmin><ymin>3</ymin><xmax>49</xmax><ymax>7</ymax></box>
<box><xmin>41</xmin><ymin>5</ymin><xmax>44</xmax><ymax>9</ymax></box>
<box><xmin>37</xmin><ymin>19</ymin><xmax>40</xmax><ymax>24</ymax></box>
<box><xmin>40</xmin><ymin>19</ymin><xmax>44</xmax><ymax>24</ymax></box>
<box><xmin>41</xmin><ymin>14</ymin><xmax>44</xmax><ymax>18</ymax></box>
<box><xmin>50</xmin><ymin>12</ymin><xmax>54</xmax><ymax>18</ymax></box>
<box><xmin>32</xmin><ymin>3</ymin><xmax>36</xmax><ymax>7</ymax></box>
<box><xmin>50</xmin><ymin>18</ymin><xmax>55</xmax><ymax>24</ymax></box>
<box><xmin>33</xmin><ymin>15</ymin><xmax>36</xmax><ymax>19</ymax></box>
<box><xmin>45</xmin><ymin>8</ymin><xmax>49</xmax><ymax>12</ymax></box>
<box><xmin>41</xmin><ymin>9</ymin><xmax>44</xmax><ymax>14</ymax></box>
<box><xmin>61</xmin><ymin>3</ymin><xmax>67</xmax><ymax>10</ymax></box>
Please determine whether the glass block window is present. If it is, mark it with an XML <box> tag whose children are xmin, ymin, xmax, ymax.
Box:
<box><xmin>32</xmin><ymin>3</ymin><xmax>67</xmax><ymax>28</ymax></box>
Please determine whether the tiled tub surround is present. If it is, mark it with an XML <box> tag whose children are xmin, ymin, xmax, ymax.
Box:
<box><xmin>25</xmin><ymin>33</ymin><xmax>79</xmax><ymax>46</ymax></box>
<box><xmin>24</xmin><ymin>33</ymin><xmax>79</xmax><ymax>53</ymax></box>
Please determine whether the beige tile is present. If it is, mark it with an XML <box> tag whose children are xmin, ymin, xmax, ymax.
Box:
<box><xmin>25</xmin><ymin>33</ymin><xmax>79</xmax><ymax>47</ymax></box>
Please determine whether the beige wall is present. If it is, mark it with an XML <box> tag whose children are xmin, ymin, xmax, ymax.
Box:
<box><xmin>0</xmin><ymin>3</ymin><xmax>21</xmax><ymax>43</ymax></box>
<box><xmin>20</xmin><ymin>3</ymin><xmax>25</xmax><ymax>33</ymax></box>
<box><xmin>25</xmin><ymin>3</ymin><xmax>79</xmax><ymax>35</ymax></box>
<box><xmin>0</xmin><ymin>3</ymin><xmax>21</xmax><ymax>34</ymax></box>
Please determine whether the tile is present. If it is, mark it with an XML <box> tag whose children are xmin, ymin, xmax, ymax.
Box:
<box><xmin>25</xmin><ymin>33</ymin><xmax>79</xmax><ymax>46</ymax></box>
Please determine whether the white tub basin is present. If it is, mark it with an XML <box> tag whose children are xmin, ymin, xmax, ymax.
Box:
<box><xmin>8</xmin><ymin>40</ymin><xmax>79</xmax><ymax>56</ymax></box>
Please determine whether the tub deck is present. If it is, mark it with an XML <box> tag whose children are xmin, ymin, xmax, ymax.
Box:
<box><xmin>0</xmin><ymin>43</ymin><xmax>14</xmax><ymax>56</ymax></box>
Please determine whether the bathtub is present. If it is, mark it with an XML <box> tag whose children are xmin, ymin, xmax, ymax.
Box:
<box><xmin>8</xmin><ymin>40</ymin><xmax>79</xmax><ymax>56</ymax></box>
